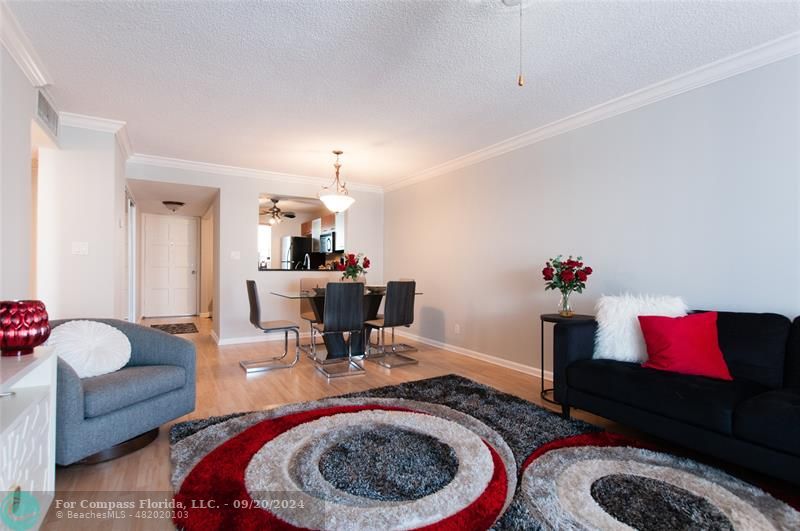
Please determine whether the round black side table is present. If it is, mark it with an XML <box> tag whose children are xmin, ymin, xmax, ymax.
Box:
<box><xmin>540</xmin><ymin>313</ymin><xmax>594</xmax><ymax>405</ymax></box>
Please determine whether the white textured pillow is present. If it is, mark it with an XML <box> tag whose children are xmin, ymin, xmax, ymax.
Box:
<box><xmin>47</xmin><ymin>320</ymin><xmax>131</xmax><ymax>378</ymax></box>
<box><xmin>594</xmin><ymin>294</ymin><xmax>688</xmax><ymax>362</ymax></box>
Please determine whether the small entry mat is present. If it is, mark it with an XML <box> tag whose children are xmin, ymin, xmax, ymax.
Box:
<box><xmin>151</xmin><ymin>323</ymin><xmax>198</xmax><ymax>335</ymax></box>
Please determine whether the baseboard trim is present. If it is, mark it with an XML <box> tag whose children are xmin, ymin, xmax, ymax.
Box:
<box><xmin>199</xmin><ymin>312</ymin><xmax>210</xmax><ymax>318</ymax></box>
<box><xmin>209</xmin><ymin>329</ymin><xmax>220</xmax><ymax>344</ymax></box>
<box><xmin>395</xmin><ymin>330</ymin><xmax>552</xmax><ymax>381</ymax></box>
<box><xmin>216</xmin><ymin>331</ymin><xmax>312</xmax><ymax>346</ymax></box>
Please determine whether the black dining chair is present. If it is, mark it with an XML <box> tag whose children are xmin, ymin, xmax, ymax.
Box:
<box><xmin>299</xmin><ymin>277</ymin><xmax>322</xmax><ymax>358</ymax></box>
<box><xmin>312</xmin><ymin>282</ymin><xmax>366</xmax><ymax>378</ymax></box>
<box><xmin>365</xmin><ymin>280</ymin><xmax>418</xmax><ymax>368</ymax></box>
<box><xmin>239</xmin><ymin>280</ymin><xmax>301</xmax><ymax>373</ymax></box>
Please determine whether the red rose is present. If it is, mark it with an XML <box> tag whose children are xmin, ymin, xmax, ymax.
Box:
<box><xmin>335</xmin><ymin>263</ymin><xmax>345</xmax><ymax>271</ymax></box>
<box><xmin>347</xmin><ymin>255</ymin><xmax>357</xmax><ymax>266</ymax></box>
<box><xmin>584</xmin><ymin>267</ymin><xmax>593</xmax><ymax>275</ymax></box>
<box><xmin>577</xmin><ymin>270</ymin><xmax>588</xmax><ymax>282</ymax></box>
<box><xmin>363</xmin><ymin>258</ymin><xmax>371</xmax><ymax>269</ymax></box>
<box><xmin>560</xmin><ymin>270</ymin><xmax>575</xmax><ymax>282</ymax></box>
<box><xmin>542</xmin><ymin>267</ymin><xmax>554</xmax><ymax>281</ymax></box>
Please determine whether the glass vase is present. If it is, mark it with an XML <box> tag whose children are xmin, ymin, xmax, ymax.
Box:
<box><xmin>558</xmin><ymin>292</ymin><xmax>575</xmax><ymax>317</ymax></box>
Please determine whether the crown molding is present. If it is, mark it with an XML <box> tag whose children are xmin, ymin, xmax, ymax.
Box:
<box><xmin>116</xmin><ymin>126</ymin><xmax>133</xmax><ymax>159</ymax></box>
<box><xmin>386</xmin><ymin>31</ymin><xmax>800</xmax><ymax>192</ymax></box>
<box><xmin>60</xmin><ymin>112</ymin><xmax>133</xmax><ymax>159</ymax></box>
<box><xmin>0</xmin><ymin>1</ymin><xmax>51</xmax><ymax>87</ymax></box>
<box><xmin>127</xmin><ymin>153</ymin><xmax>384</xmax><ymax>193</ymax></box>
<box><xmin>60</xmin><ymin>112</ymin><xmax>126</xmax><ymax>133</ymax></box>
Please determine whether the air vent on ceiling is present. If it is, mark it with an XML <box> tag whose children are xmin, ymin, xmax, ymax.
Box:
<box><xmin>36</xmin><ymin>90</ymin><xmax>58</xmax><ymax>138</ymax></box>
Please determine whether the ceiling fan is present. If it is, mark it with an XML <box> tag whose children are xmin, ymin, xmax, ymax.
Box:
<box><xmin>259</xmin><ymin>198</ymin><xmax>296</xmax><ymax>226</ymax></box>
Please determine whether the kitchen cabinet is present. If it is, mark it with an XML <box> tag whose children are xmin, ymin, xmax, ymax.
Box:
<box><xmin>321</xmin><ymin>213</ymin><xmax>336</xmax><ymax>233</ymax></box>
<box><xmin>300</xmin><ymin>221</ymin><xmax>312</xmax><ymax>237</ymax></box>
<box><xmin>334</xmin><ymin>212</ymin><xmax>346</xmax><ymax>251</ymax></box>
<box><xmin>311</xmin><ymin>218</ymin><xmax>321</xmax><ymax>252</ymax></box>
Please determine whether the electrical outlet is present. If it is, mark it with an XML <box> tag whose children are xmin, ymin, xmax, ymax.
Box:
<box><xmin>454</xmin><ymin>323</ymin><xmax>461</xmax><ymax>334</ymax></box>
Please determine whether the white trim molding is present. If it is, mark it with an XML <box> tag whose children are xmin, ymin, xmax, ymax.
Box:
<box><xmin>394</xmin><ymin>330</ymin><xmax>551</xmax><ymax>381</ymax></box>
<box><xmin>60</xmin><ymin>112</ymin><xmax>125</xmax><ymax>133</ymax></box>
<box><xmin>128</xmin><ymin>154</ymin><xmax>384</xmax><ymax>194</ymax></box>
<box><xmin>386</xmin><ymin>31</ymin><xmax>800</xmax><ymax>192</ymax></box>
<box><xmin>60</xmin><ymin>112</ymin><xmax>133</xmax><ymax>159</ymax></box>
<box><xmin>214</xmin><ymin>331</ymin><xmax>313</xmax><ymax>346</ymax></box>
<box><xmin>0</xmin><ymin>1</ymin><xmax>51</xmax><ymax>87</ymax></box>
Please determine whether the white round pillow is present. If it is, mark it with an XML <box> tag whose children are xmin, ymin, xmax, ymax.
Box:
<box><xmin>47</xmin><ymin>320</ymin><xmax>131</xmax><ymax>378</ymax></box>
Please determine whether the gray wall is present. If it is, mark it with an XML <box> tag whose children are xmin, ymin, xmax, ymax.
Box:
<box><xmin>1</xmin><ymin>46</ymin><xmax>35</xmax><ymax>298</ymax></box>
<box><xmin>384</xmin><ymin>56</ymin><xmax>800</xmax><ymax>372</ymax></box>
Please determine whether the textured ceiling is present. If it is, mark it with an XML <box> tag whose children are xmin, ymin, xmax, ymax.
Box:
<box><xmin>9</xmin><ymin>1</ymin><xmax>800</xmax><ymax>186</ymax></box>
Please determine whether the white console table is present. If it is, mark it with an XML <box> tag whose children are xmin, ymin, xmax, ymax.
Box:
<box><xmin>0</xmin><ymin>347</ymin><xmax>57</xmax><ymax>529</ymax></box>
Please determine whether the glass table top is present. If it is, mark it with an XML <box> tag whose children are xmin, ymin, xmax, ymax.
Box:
<box><xmin>271</xmin><ymin>288</ymin><xmax>422</xmax><ymax>299</ymax></box>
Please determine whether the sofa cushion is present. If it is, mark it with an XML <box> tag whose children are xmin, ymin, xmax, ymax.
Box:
<box><xmin>83</xmin><ymin>365</ymin><xmax>186</xmax><ymax>418</ymax></box>
<box><xmin>714</xmin><ymin>311</ymin><xmax>791</xmax><ymax>389</ymax></box>
<box><xmin>567</xmin><ymin>359</ymin><xmax>765</xmax><ymax>434</ymax></box>
<box><xmin>639</xmin><ymin>312</ymin><xmax>731</xmax><ymax>380</ymax></box>
<box><xmin>734</xmin><ymin>389</ymin><xmax>800</xmax><ymax>456</ymax></box>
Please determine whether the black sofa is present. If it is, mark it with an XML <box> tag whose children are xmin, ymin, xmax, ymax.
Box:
<box><xmin>554</xmin><ymin>311</ymin><xmax>800</xmax><ymax>484</ymax></box>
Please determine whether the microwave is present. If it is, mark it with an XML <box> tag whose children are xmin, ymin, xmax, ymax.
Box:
<box><xmin>320</xmin><ymin>232</ymin><xmax>335</xmax><ymax>254</ymax></box>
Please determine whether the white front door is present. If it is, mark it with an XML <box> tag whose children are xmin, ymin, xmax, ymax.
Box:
<box><xmin>143</xmin><ymin>214</ymin><xmax>199</xmax><ymax>317</ymax></box>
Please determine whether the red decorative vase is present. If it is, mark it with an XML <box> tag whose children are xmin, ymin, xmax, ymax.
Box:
<box><xmin>0</xmin><ymin>300</ymin><xmax>51</xmax><ymax>357</ymax></box>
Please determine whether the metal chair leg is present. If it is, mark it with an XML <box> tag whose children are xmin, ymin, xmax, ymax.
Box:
<box><xmin>315</xmin><ymin>331</ymin><xmax>365</xmax><ymax>378</ymax></box>
<box><xmin>240</xmin><ymin>328</ymin><xmax>300</xmax><ymax>373</ymax></box>
<box><xmin>376</xmin><ymin>327</ymin><xmax>418</xmax><ymax>368</ymax></box>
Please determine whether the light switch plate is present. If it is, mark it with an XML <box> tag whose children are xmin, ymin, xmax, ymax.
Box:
<box><xmin>71</xmin><ymin>242</ymin><xmax>89</xmax><ymax>255</ymax></box>
<box><xmin>230</xmin><ymin>251</ymin><xmax>241</xmax><ymax>260</ymax></box>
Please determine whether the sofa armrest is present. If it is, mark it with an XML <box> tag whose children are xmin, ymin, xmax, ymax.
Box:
<box><xmin>553</xmin><ymin>320</ymin><xmax>597</xmax><ymax>404</ymax></box>
<box><xmin>57</xmin><ymin>358</ymin><xmax>85</xmax><ymax>422</ymax></box>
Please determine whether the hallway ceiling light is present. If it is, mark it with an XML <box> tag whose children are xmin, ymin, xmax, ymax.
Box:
<box><xmin>162</xmin><ymin>201</ymin><xmax>185</xmax><ymax>213</ymax></box>
<box><xmin>319</xmin><ymin>150</ymin><xmax>355</xmax><ymax>213</ymax></box>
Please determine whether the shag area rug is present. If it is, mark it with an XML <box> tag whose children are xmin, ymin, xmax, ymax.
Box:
<box><xmin>169</xmin><ymin>375</ymin><xmax>799</xmax><ymax>530</ymax></box>
<box><xmin>151</xmin><ymin>323</ymin><xmax>198</xmax><ymax>335</ymax></box>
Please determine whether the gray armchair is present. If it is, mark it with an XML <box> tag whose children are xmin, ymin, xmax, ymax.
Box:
<box><xmin>53</xmin><ymin>319</ymin><xmax>196</xmax><ymax>465</ymax></box>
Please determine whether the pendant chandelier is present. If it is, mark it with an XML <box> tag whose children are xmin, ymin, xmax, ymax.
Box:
<box><xmin>319</xmin><ymin>150</ymin><xmax>355</xmax><ymax>213</ymax></box>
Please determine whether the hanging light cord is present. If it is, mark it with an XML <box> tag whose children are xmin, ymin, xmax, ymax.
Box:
<box><xmin>518</xmin><ymin>1</ymin><xmax>524</xmax><ymax>87</ymax></box>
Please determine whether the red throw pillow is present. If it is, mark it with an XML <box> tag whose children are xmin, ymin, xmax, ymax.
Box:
<box><xmin>639</xmin><ymin>312</ymin><xmax>732</xmax><ymax>380</ymax></box>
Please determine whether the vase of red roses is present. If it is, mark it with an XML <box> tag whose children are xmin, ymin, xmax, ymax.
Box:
<box><xmin>336</xmin><ymin>253</ymin><xmax>370</xmax><ymax>281</ymax></box>
<box><xmin>542</xmin><ymin>255</ymin><xmax>593</xmax><ymax>317</ymax></box>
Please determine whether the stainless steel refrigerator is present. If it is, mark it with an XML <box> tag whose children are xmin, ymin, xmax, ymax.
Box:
<box><xmin>281</xmin><ymin>236</ymin><xmax>313</xmax><ymax>270</ymax></box>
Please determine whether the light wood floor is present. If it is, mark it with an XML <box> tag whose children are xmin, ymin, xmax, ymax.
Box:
<box><xmin>45</xmin><ymin>316</ymin><xmax>618</xmax><ymax>529</ymax></box>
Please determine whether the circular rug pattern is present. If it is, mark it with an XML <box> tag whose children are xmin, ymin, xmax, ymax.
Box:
<box><xmin>316</xmin><ymin>425</ymin><xmax>458</xmax><ymax>501</ymax></box>
<box><xmin>520</xmin><ymin>434</ymin><xmax>800</xmax><ymax>531</ymax></box>
<box><xmin>169</xmin><ymin>377</ymin><xmax>799</xmax><ymax>531</ymax></box>
<box><xmin>173</xmin><ymin>402</ymin><xmax>512</xmax><ymax>531</ymax></box>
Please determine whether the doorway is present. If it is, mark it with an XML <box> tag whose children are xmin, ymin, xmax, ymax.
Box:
<box><xmin>142</xmin><ymin>213</ymin><xmax>199</xmax><ymax>317</ymax></box>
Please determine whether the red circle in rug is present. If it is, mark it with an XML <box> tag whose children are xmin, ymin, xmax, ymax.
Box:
<box><xmin>174</xmin><ymin>404</ymin><xmax>507</xmax><ymax>530</ymax></box>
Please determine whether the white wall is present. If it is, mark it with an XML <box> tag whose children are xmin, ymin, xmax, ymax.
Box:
<box><xmin>200</xmin><ymin>201</ymin><xmax>216</xmax><ymax>317</ymax></box>
<box><xmin>0</xmin><ymin>46</ymin><xmax>35</xmax><ymax>299</ymax></box>
<box><xmin>125</xmin><ymin>162</ymin><xmax>384</xmax><ymax>342</ymax></box>
<box><xmin>36</xmin><ymin>125</ymin><xmax>128</xmax><ymax>319</ymax></box>
<box><xmin>384</xmin><ymin>56</ymin><xmax>800</xmax><ymax>373</ymax></box>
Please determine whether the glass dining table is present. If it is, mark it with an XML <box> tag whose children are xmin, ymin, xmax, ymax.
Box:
<box><xmin>270</xmin><ymin>287</ymin><xmax>421</xmax><ymax>359</ymax></box>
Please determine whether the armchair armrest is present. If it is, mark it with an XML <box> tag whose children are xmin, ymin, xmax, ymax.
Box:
<box><xmin>553</xmin><ymin>320</ymin><xmax>597</xmax><ymax>404</ymax></box>
<box><xmin>51</xmin><ymin>318</ymin><xmax>196</xmax><ymax>374</ymax></box>
<box><xmin>57</xmin><ymin>358</ymin><xmax>84</xmax><ymax>423</ymax></box>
